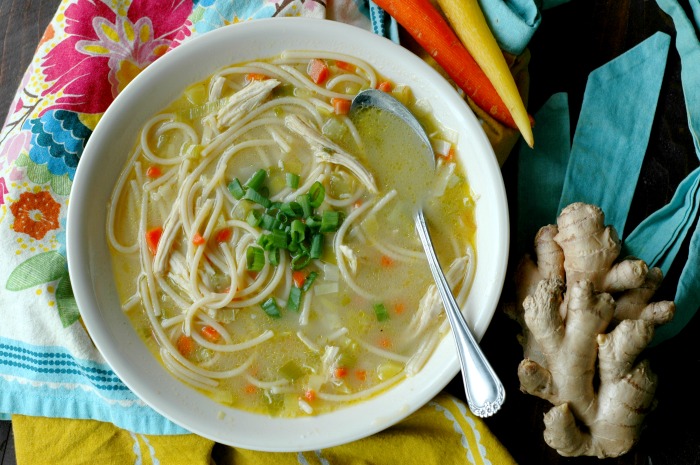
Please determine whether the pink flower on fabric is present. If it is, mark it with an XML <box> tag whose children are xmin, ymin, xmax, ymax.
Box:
<box><xmin>40</xmin><ymin>0</ymin><xmax>193</xmax><ymax>115</ymax></box>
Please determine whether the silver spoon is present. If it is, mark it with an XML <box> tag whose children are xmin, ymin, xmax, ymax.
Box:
<box><xmin>350</xmin><ymin>89</ymin><xmax>505</xmax><ymax>418</ymax></box>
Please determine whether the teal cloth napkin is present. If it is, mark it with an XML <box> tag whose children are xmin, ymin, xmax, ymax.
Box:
<box><xmin>557</xmin><ymin>31</ymin><xmax>670</xmax><ymax>238</ymax></box>
<box><xmin>517</xmin><ymin>92</ymin><xmax>570</xmax><ymax>255</ymax></box>
<box><xmin>516</xmin><ymin>25</ymin><xmax>700</xmax><ymax>345</ymax></box>
<box><xmin>623</xmin><ymin>0</ymin><xmax>700</xmax><ymax>344</ymax></box>
<box><xmin>478</xmin><ymin>0</ymin><xmax>542</xmax><ymax>55</ymax></box>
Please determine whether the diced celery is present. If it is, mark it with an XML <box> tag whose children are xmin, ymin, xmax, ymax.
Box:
<box><xmin>279</xmin><ymin>360</ymin><xmax>305</xmax><ymax>380</ymax></box>
<box><xmin>377</xmin><ymin>361</ymin><xmax>403</xmax><ymax>381</ymax></box>
<box><xmin>184</xmin><ymin>82</ymin><xmax>208</xmax><ymax>105</ymax></box>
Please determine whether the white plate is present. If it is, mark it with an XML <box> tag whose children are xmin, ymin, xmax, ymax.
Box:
<box><xmin>67</xmin><ymin>17</ymin><xmax>509</xmax><ymax>452</ymax></box>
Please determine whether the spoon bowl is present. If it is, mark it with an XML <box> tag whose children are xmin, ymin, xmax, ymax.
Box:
<box><xmin>350</xmin><ymin>89</ymin><xmax>505</xmax><ymax>418</ymax></box>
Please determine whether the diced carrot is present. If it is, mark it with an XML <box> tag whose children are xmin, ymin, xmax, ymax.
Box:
<box><xmin>380</xmin><ymin>255</ymin><xmax>394</xmax><ymax>267</ymax></box>
<box><xmin>246</xmin><ymin>72</ymin><xmax>268</xmax><ymax>82</ymax></box>
<box><xmin>146</xmin><ymin>166</ymin><xmax>162</xmax><ymax>178</ymax></box>
<box><xmin>441</xmin><ymin>146</ymin><xmax>456</xmax><ymax>162</ymax></box>
<box><xmin>244</xmin><ymin>384</ymin><xmax>257</xmax><ymax>394</ymax></box>
<box><xmin>215</xmin><ymin>227</ymin><xmax>232</xmax><ymax>243</ymax></box>
<box><xmin>307</xmin><ymin>58</ymin><xmax>329</xmax><ymax>85</ymax></box>
<box><xmin>377</xmin><ymin>81</ymin><xmax>393</xmax><ymax>92</ymax></box>
<box><xmin>292</xmin><ymin>270</ymin><xmax>307</xmax><ymax>289</ymax></box>
<box><xmin>336</xmin><ymin>60</ymin><xmax>356</xmax><ymax>72</ymax></box>
<box><xmin>393</xmin><ymin>302</ymin><xmax>406</xmax><ymax>315</ymax></box>
<box><xmin>145</xmin><ymin>226</ymin><xmax>163</xmax><ymax>256</ymax></box>
<box><xmin>371</xmin><ymin>0</ymin><xmax>530</xmax><ymax>132</ymax></box>
<box><xmin>304</xmin><ymin>389</ymin><xmax>317</xmax><ymax>402</ymax></box>
<box><xmin>353</xmin><ymin>200</ymin><xmax>363</xmax><ymax>208</ymax></box>
<box><xmin>334</xmin><ymin>367</ymin><xmax>348</xmax><ymax>379</ymax></box>
<box><xmin>354</xmin><ymin>369</ymin><xmax>367</xmax><ymax>381</ymax></box>
<box><xmin>201</xmin><ymin>325</ymin><xmax>221</xmax><ymax>343</ymax></box>
<box><xmin>379</xmin><ymin>336</ymin><xmax>391</xmax><ymax>349</ymax></box>
<box><xmin>331</xmin><ymin>97</ymin><xmax>351</xmax><ymax>115</ymax></box>
<box><xmin>192</xmin><ymin>232</ymin><xmax>206</xmax><ymax>245</ymax></box>
<box><xmin>176</xmin><ymin>334</ymin><xmax>195</xmax><ymax>357</ymax></box>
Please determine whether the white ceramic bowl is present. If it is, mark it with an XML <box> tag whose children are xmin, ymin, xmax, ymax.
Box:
<box><xmin>67</xmin><ymin>18</ymin><xmax>509</xmax><ymax>452</ymax></box>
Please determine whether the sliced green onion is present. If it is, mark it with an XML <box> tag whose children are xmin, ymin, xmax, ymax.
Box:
<box><xmin>301</xmin><ymin>271</ymin><xmax>318</xmax><ymax>292</ymax></box>
<box><xmin>244</xmin><ymin>188</ymin><xmax>271</xmax><ymax>208</ymax></box>
<box><xmin>246</xmin><ymin>210</ymin><xmax>262</xmax><ymax>227</ymax></box>
<box><xmin>286</xmin><ymin>172</ymin><xmax>300</xmax><ymax>189</ymax></box>
<box><xmin>308</xmin><ymin>181</ymin><xmax>325</xmax><ymax>207</ymax></box>
<box><xmin>280</xmin><ymin>201</ymin><xmax>303</xmax><ymax>218</ymax></box>
<box><xmin>228</xmin><ymin>178</ymin><xmax>245</xmax><ymax>199</ymax></box>
<box><xmin>297</xmin><ymin>194</ymin><xmax>312</xmax><ymax>218</ymax></box>
<box><xmin>246</xmin><ymin>246</ymin><xmax>265</xmax><ymax>272</ymax></box>
<box><xmin>245</xmin><ymin>169</ymin><xmax>267</xmax><ymax>190</ymax></box>
<box><xmin>373</xmin><ymin>303</ymin><xmax>390</xmax><ymax>322</ymax></box>
<box><xmin>287</xmin><ymin>286</ymin><xmax>302</xmax><ymax>311</ymax></box>
<box><xmin>320</xmin><ymin>210</ymin><xmax>342</xmax><ymax>233</ymax></box>
<box><xmin>269</xmin><ymin>229</ymin><xmax>288</xmax><ymax>249</ymax></box>
<box><xmin>291</xmin><ymin>253</ymin><xmax>311</xmax><ymax>271</ymax></box>
<box><xmin>305</xmin><ymin>215</ymin><xmax>322</xmax><ymax>230</ymax></box>
<box><xmin>290</xmin><ymin>219</ymin><xmax>306</xmax><ymax>243</ymax></box>
<box><xmin>261</xmin><ymin>297</ymin><xmax>282</xmax><ymax>318</ymax></box>
<box><xmin>269</xmin><ymin>248</ymin><xmax>280</xmax><ymax>266</ymax></box>
<box><xmin>309</xmin><ymin>234</ymin><xmax>323</xmax><ymax>259</ymax></box>
<box><xmin>259</xmin><ymin>213</ymin><xmax>276</xmax><ymax>231</ymax></box>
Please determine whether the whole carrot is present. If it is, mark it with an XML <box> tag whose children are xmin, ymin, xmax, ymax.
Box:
<box><xmin>373</xmin><ymin>0</ymin><xmax>531</xmax><ymax>140</ymax></box>
<box><xmin>437</xmin><ymin>0</ymin><xmax>534</xmax><ymax>147</ymax></box>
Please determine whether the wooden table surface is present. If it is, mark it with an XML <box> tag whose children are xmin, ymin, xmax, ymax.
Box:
<box><xmin>1</xmin><ymin>1</ymin><xmax>699</xmax><ymax>464</ymax></box>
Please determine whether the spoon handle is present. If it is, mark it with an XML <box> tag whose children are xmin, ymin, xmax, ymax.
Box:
<box><xmin>415</xmin><ymin>210</ymin><xmax>505</xmax><ymax>418</ymax></box>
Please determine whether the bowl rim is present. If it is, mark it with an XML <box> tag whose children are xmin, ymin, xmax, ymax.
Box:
<box><xmin>66</xmin><ymin>17</ymin><xmax>509</xmax><ymax>452</ymax></box>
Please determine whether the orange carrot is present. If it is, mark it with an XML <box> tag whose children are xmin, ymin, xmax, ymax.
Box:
<box><xmin>146</xmin><ymin>166</ymin><xmax>162</xmax><ymax>178</ymax></box>
<box><xmin>201</xmin><ymin>325</ymin><xmax>221</xmax><ymax>343</ymax></box>
<box><xmin>380</xmin><ymin>255</ymin><xmax>394</xmax><ymax>267</ymax></box>
<box><xmin>145</xmin><ymin>226</ymin><xmax>163</xmax><ymax>256</ymax></box>
<box><xmin>331</xmin><ymin>97</ymin><xmax>351</xmax><ymax>115</ymax></box>
<box><xmin>176</xmin><ymin>334</ymin><xmax>195</xmax><ymax>357</ymax></box>
<box><xmin>393</xmin><ymin>302</ymin><xmax>406</xmax><ymax>315</ymax></box>
<box><xmin>354</xmin><ymin>369</ymin><xmax>367</xmax><ymax>381</ymax></box>
<box><xmin>372</xmin><ymin>0</ymin><xmax>524</xmax><ymax>130</ymax></box>
<box><xmin>336</xmin><ymin>60</ymin><xmax>356</xmax><ymax>72</ymax></box>
<box><xmin>379</xmin><ymin>336</ymin><xmax>391</xmax><ymax>349</ymax></box>
<box><xmin>304</xmin><ymin>389</ymin><xmax>317</xmax><ymax>402</ymax></box>
<box><xmin>307</xmin><ymin>58</ymin><xmax>329</xmax><ymax>85</ymax></box>
<box><xmin>215</xmin><ymin>227</ymin><xmax>232</xmax><ymax>243</ymax></box>
<box><xmin>192</xmin><ymin>232</ymin><xmax>206</xmax><ymax>245</ymax></box>
<box><xmin>244</xmin><ymin>384</ymin><xmax>257</xmax><ymax>394</ymax></box>
<box><xmin>334</xmin><ymin>367</ymin><xmax>348</xmax><ymax>379</ymax></box>
<box><xmin>377</xmin><ymin>81</ymin><xmax>393</xmax><ymax>92</ymax></box>
<box><xmin>246</xmin><ymin>72</ymin><xmax>268</xmax><ymax>82</ymax></box>
<box><xmin>292</xmin><ymin>270</ymin><xmax>307</xmax><ymax>288</ymax></box>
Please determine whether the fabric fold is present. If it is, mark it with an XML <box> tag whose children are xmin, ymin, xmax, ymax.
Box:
<box><xmin>516</xmin><ymin>92</ymin><xmax>570</xmax><ymax>256</ymax></box>
<box><xmin>557</xmin><ymin>31</ymin><xmax>671</xmax><ymax>238</ymax></box>
<box><xmin>623</xmin><ymin>0</ymin><xmax>700</xmax><ymax>344</ymax></box>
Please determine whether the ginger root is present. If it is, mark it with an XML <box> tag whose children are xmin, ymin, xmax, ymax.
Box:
<box><xmin>509</xmin><ymin>202</ymin><xmax>675</xmax><ymax>458</ymax></box>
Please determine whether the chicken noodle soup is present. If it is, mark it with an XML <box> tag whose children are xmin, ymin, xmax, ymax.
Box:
<box><xmin>107</xmin><ymin>50</ymin><xmax>477</xmax><ymax>416</ymax></box>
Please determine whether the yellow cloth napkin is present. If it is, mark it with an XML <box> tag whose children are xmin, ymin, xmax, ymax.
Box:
<box><xmin>13</xmin><ymin>394</ymin><xmax>516</xmax><ymax>465</ymax></box>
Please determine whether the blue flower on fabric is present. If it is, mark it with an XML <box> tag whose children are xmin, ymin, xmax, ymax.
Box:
<box><xmin>24</xmin><ymin>110</ymin><xmax>91</xmax><ymax>182</ymax></box>
<box><xmin>191</xmin><ymin>0</ymin><xmax>275</xmax><ymax>34</ymax></box>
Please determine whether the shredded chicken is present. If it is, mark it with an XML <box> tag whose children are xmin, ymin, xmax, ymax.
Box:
<box><xmin>285</xmin><ymin>114</ymin><xmax>378</xmax><ymax>193</ymax></box>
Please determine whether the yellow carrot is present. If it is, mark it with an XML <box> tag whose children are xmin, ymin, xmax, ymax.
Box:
<box><xmin>436</xmin><ymin>0</ymin><xmax>534</xmax><ymax>147</ymax></box>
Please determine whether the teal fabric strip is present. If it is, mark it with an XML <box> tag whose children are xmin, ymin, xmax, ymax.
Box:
<box><xmin>654</xmin><ymin>219</ymin><xmax>700</xmax><ymax>342</ymax></box>
<box><xmin>623</xmin><ymin>167</ymin><xmax>700</xmax><ymax>274</ymax></box>
<box><xmin>516</xmin><ymin>92</ymin><xmax>570</xmax><ymax>255</ymax></box>
<box><xmin>557</xmin><ymin>32</ymin><xmax>671</xmax><ymax>238</ymax></box>
<box><xmin>623</xmin><ymin>0</ymin><xmax>700</xmax><ymax>344</ymax></box>
<box><xmin>477</xmin><ymin>0</ymin><xmax>542</xmax><ymax>55</ymax></box>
